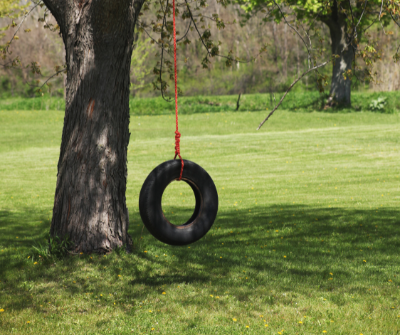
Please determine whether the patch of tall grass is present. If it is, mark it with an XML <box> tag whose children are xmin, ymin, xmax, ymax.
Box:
<box><xmin>0</xmin><ymin>91</ymin><xmax>399</xmax><ymax>114</ymax></box>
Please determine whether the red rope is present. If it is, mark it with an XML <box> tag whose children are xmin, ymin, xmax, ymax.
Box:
<box><xmin>173</xmin><ymin>0</ymin><xmax>184</xmax><ymax>180</ymax></box>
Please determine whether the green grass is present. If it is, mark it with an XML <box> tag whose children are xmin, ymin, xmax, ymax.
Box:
<box><xmin>0</xmin><ymin>90</ymin><xmax>400</xmax><ymax>114</ymax></box>
<box><xmin>0</xmin><ymin>106</ymin><xmax>399</xmax><ymax>334</ymax></box>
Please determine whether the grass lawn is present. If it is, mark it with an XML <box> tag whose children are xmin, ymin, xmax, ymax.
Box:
<box><xmin>0</xmin><ymin>106</ymin><xmax>399</xmax><ymax>334</ymax></box>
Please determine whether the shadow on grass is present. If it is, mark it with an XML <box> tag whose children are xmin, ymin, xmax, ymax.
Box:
<box><xmin>0</xmin><ymin>204</ymin><xmax>399</xmax><ymax>313</ymax></box>
<box><xmin>128</xmin><ymin>203</ymin><xmax>399</xmax><ymax>282</ymax></box>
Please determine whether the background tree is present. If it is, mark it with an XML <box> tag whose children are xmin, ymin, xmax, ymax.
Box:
<box><xmin>240</xmin><ymin>0</ymin><xmax>392</xmax><ymax>107</ymax></box>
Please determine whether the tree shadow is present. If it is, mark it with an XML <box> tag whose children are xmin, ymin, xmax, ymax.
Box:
<box><xmin>1</xmin><ymin>204</ymin><xmax>399</xmax><ymax>314</ymax></box>
<box><xmin>119</xmin><ymin>203</ymin><xmax>400</xmax><ymax>308</ymax></box>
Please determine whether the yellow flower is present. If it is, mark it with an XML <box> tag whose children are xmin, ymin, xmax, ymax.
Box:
<box><xmin>210</xmin><ymin>295</ymin><xmax>213</xmax><ymax>297</ymax></box>
<box><xmin>26</xmin><ymin>321</ymin><xmax>30</xmax><ymax>324</ymax></box>
<box><xmin>363</xmin><ymin>260</ymin><xmax>366</xmax><ymax>262</ymax></box>
<box><xmin>246</xmin><ymin>325</ymin><xmax>249</xmax><ymax>328</ymax></box>
<box><xmin>0</xmin><ymin>309</ymin><xmax>4</xmax><ymax>312</ymax></box>
<box><xmin>232</xmin><ymin>318</ymin><xmax>237</xmax><ymax>322</ymax></box>
<box><xmin>283</xmin><ymin>255</ymin><xmax>286</xmax><ymax>258</ymax></box>
<box><xmin>151</xmin><ymin>328</ymin><xmax>155</xmax><ymax>331</ymax></box>
<box><xmin>162</xmin><ymin>292</ymin><xmax>166</xmax><ymax>295</ymax></box>
<box><xmin>298</xmin><ymin>321</ymin><xmax>303</xmax><ymax>324</ymax></box>
<box><xmin>265</xmin><ymin>324</ymin><xmax>268</xmax><ymax>327</ymax></box>
<box><xmin>323</xmin><ymin>331</ymin><xmax>327</xmax><ymax>333</ymax></box>
<box><xmin>34</xmin><ymin>262</ymin><xmax>38</xmax><ymax>265</ymax></box>
<box><xmin>148</xmin><ymin>310</ymin><xmax>152</xmax><ymax>313</ymax></box>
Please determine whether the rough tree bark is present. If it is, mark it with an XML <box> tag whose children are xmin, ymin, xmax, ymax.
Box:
<box><xmin>42</xmin><ymin>0</ymin><xmax>144</xmax><ymax>253</ymax></box>
<box><xmin>322</xmin><ymin>0</ymin><xmax>355</xmax><ymax>107</ymax></box>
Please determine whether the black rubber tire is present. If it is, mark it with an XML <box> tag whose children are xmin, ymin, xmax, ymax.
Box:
<box><xmin>139</xmin><ymin>159</ymin><xmax>218</xmax><ymax>246</ymax></box>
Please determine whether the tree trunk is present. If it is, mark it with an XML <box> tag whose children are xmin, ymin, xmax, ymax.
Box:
<box><xmin>43</xmin><ymin>0</ymin><xmax>143</xmax><ymax>253</ymax></box>
<box><xmin>323</xmin><ymin>2</ymin><xmax>355</xmax><ymax>107</ymax></box>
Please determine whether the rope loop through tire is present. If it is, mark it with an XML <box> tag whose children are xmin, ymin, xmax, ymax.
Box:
<box><xmin>139</xmin><ymin>159</ymin><xmax>218</xmax><ymax>246</ymax></box>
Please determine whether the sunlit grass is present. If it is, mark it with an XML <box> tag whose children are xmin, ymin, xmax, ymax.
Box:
<box><xmin>0</xmin><ymin>107</ymin><xmax>399</xmax><ymax>334</ymax></box>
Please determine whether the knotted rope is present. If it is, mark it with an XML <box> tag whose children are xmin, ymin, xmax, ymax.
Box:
<box><xmin>172</xmin><ymin>0</ymin><xmax>184</xmax><ymax>180</ymax></box>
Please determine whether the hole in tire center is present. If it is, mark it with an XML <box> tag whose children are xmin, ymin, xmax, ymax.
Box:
<box><xmin>161</xmin><ymin>180</ymin><xmax>196</xmax><ymax>225</ymax></box>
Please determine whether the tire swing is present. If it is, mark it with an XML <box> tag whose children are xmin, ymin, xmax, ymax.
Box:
<box><xmin>138</xmin><ymin>0</ymin><xmax>218</xmax><ymax>246</ymax></box>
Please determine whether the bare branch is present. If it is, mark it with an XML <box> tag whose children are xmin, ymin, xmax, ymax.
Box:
<box><xmin>177</xmin><ymin>20</ymin><xmax>192</xmax><ymax>42</ymax></box>
<box><xmin>140</xmin><ymin>25</ymin><xmax>162</xmax><ymax>45</ymax></box>
<box><xmin>256</xmin><ymin>60</ymin><xmax>329</xmax><ymax>130</ymax></box>
<box><xmin>271</xmin><ymin>0</ymin><xmax>312</xmax><ymax>58</ymax></box>
<box><xmin>183</xmin><ymin>0</ymin><xmax>212</xmax><ymax>56</ymax></box>
<box><xmin>379</xmin><ymin>0</ymin><xmax>384</xmax><ymax>20</ymax></box>
<box><xmin>37</xmin><ymin>68</ymin><xmax>66</xmax><ymax>92</ymax></box>
<box><xmin>159</xmin><ymin>0</ymin><xmax>172</xmax><ymax>102</ymax></box>
<box><xmin>354</xmin><ymin>0</ymin><xmax>369</xmax><ymax>33</ymax></box>
<box><xmin>347</xmin><ymin>0</ymin><xmax>355</xmax><ymax>23</ymax></box>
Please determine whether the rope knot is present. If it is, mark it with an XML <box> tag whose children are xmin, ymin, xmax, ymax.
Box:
<box><xmin>174</xmin><ymin>130</ymin><xmax>184</xmax><ymax>180</ymax></box>
<box><xmin>174</xmin><ymin>130</ymin><xmax>181</xmax><ymax>155</ymax></box>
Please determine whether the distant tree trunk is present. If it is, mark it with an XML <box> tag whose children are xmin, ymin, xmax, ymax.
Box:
<box><xmin>43</xmin><ymin>0</ymin><xmax>144</xmax><ymax>253</ymax></box>
<box><xmin>323</xmin><ymin>1</ymin><xmax>355</xmax><ymax>107</ymax></box>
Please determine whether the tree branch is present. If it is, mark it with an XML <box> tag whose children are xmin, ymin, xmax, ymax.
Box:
<box><xmin>5</xmin><ymin>4</ymin><xmax>39</xmax><ymax>53</ymax></box>
<box><xmin>37</xmin><ymin>68</ymin><xmax>66</xmax><ymax>93</ymax></box>
<box><xmin>271</xmin><ymin>0</ymin><xmax>312</xmax><ymax>58</ymax></box>
<box><xmin>256</xmin><ymin>60</ymin><xmax>329</xmax><ymax>130</ymax></box>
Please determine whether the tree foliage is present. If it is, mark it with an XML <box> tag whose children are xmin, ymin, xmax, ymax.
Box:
<box><xmin>0</xmin><ymin>0</ymin><xmax>29</xmax><ymax>49</ymax></box>
<box><xmin>240</xmin><ymin>0</ymin><xmax>396</xmax><ymax>81</ymax></box>
<box><xmin>0</xmin><ymin>0</ymin><xmax>27</xmax><ymax>18</ymax></box>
